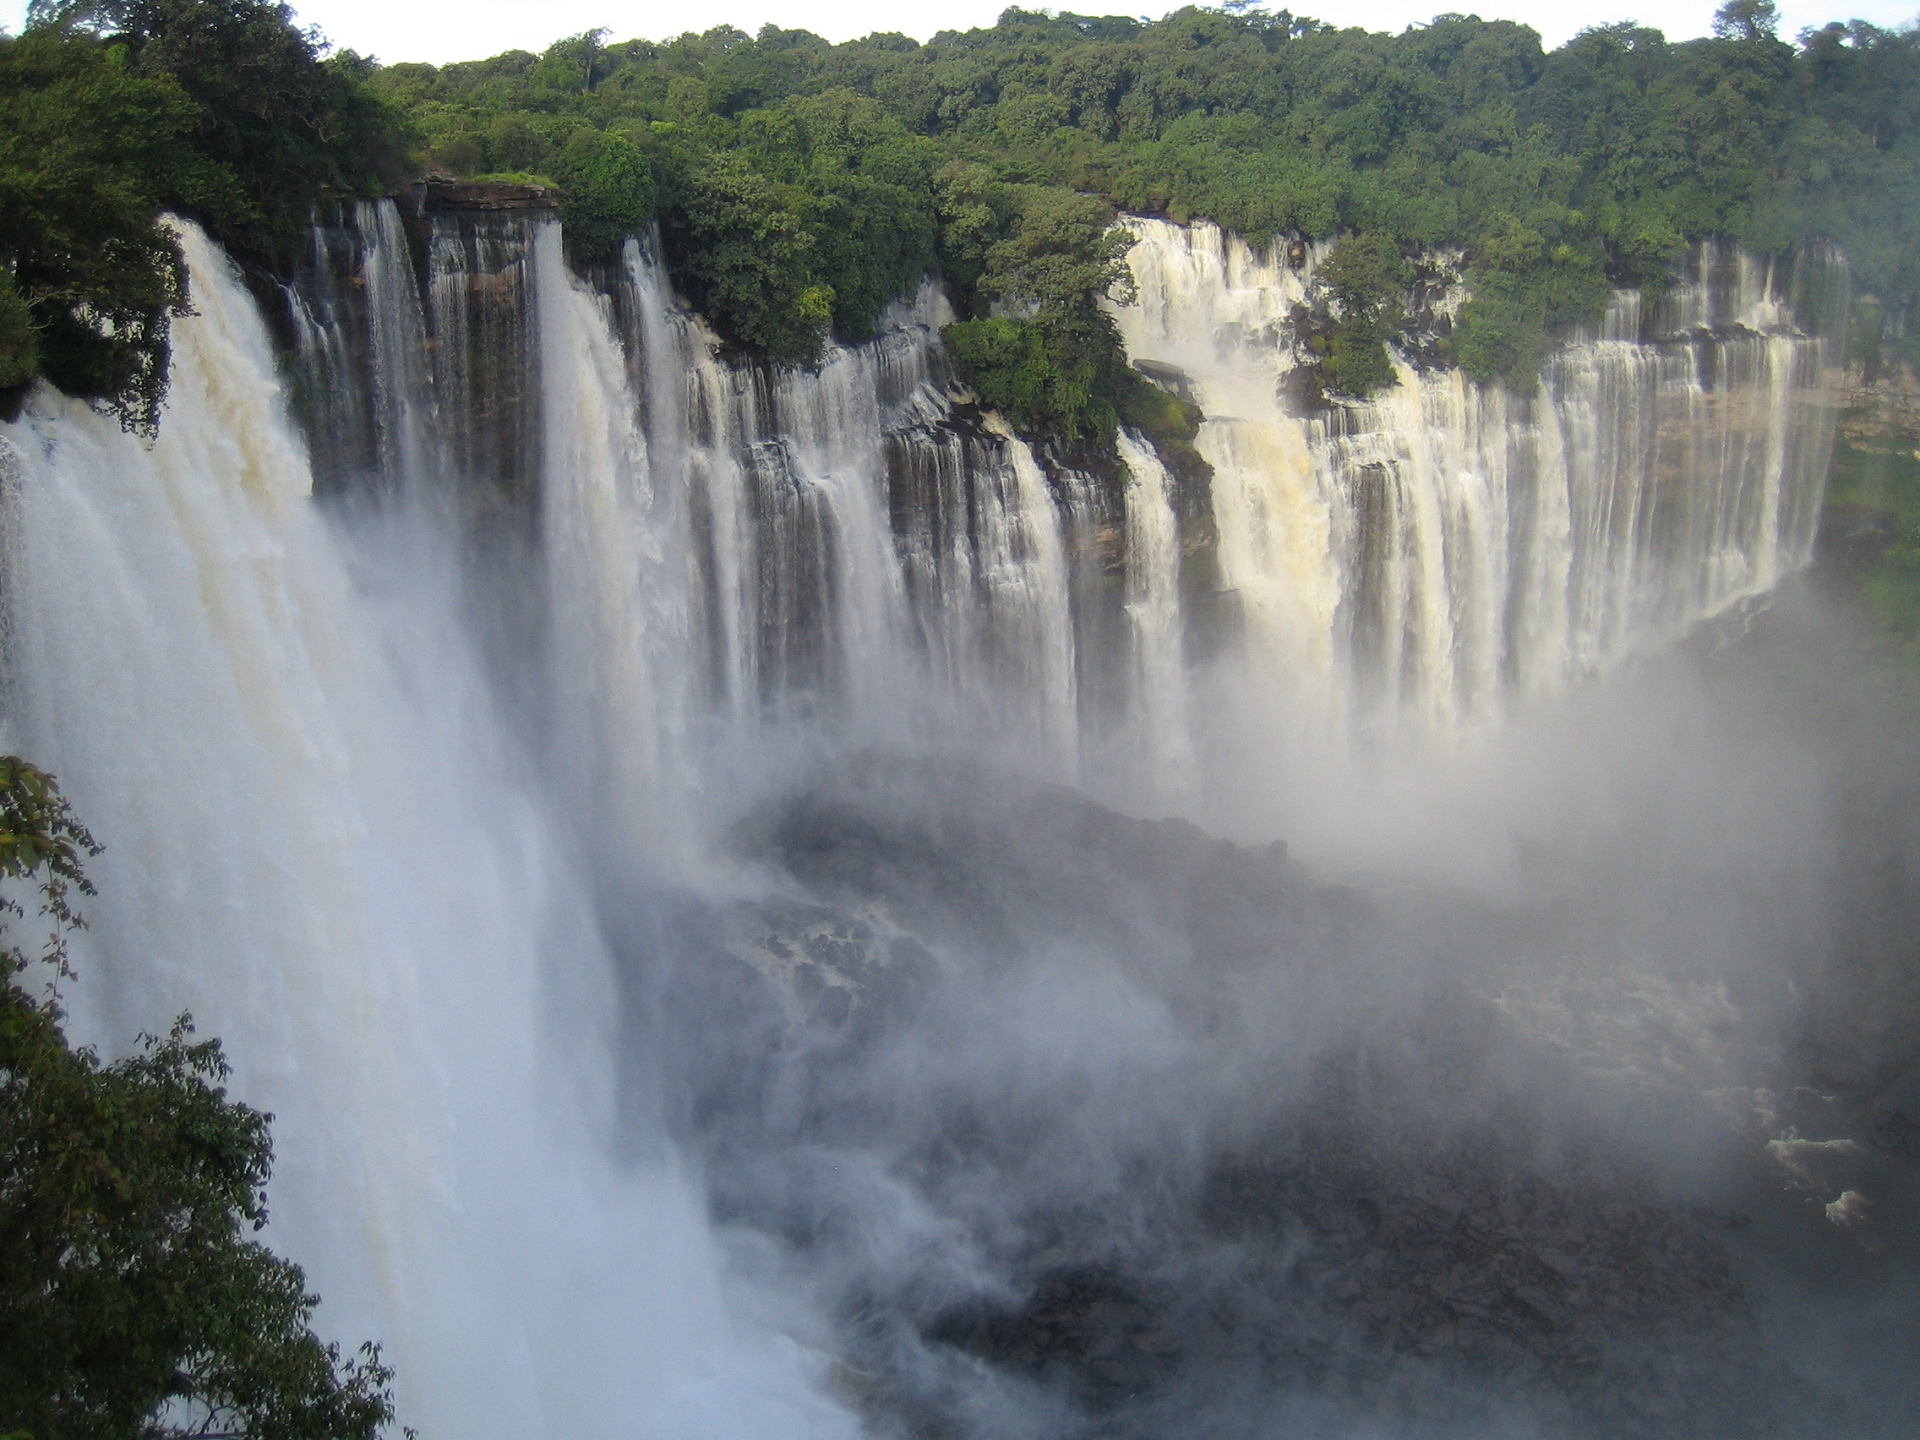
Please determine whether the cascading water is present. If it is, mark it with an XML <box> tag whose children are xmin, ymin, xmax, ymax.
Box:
<box><xmin>305</xmin><ymin>206</ymin><xmax>1844</xmax><ymax>827</ymax></box>
<box><xmin>428</xmin><ymin>211</ymin><xmax>543</xmax><ymax>505</ymax></box>
<box><xmin>591</xmin><ymin>231</ymin><xmax>1084</xmax><ymax>804</ymax></box>
<box><xmin>357</xmin><ymin>199</ymin><xmax>439</xmax><ymax>497</ymax></box>
<box><xmin>536</xmin><ymin>220</ymin><xmax>695</xmax><ymax>857</ymax></box>
<box><xmin>0</xmin><ymin>190</ymin><xmax>1863</xmax><ymax>1437</ymax></box>
<box><xmin>1115</xmin><ymin>218</ymin><xmax>1845</xmax><ymax>737</ymax></box>
<box><xmin>1116</xmin><ymin>429</ymin><xmax>1192</xmax><ymax>797</ymax></box>
<box><xmin>0</xmin><ymin>217</ymin><xmax>856</xmax><ymax>1440</ymax></box>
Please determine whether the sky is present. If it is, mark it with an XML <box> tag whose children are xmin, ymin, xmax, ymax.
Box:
<box><xmin>2</xmin><ymin>0</ymin><xmax>1915</xmax><ymax>64</ymax></box>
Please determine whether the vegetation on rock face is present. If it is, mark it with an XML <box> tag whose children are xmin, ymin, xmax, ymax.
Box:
<box><xmin>0</xmin><ymin>28</ymin><xmax>194</xmax><ymax>431</ymax></box>
<box><xmin>648</xmin><ymin>88</ymin><xmax>941</xmax><ymax>362</ymax></box>
<box><xmin>1316</xmin><ymin>233</ymin><xmax>1411</xmax><ymax>397</ymax></box>
<box><xmin>7</xmin><ymin>0</ymin><xmax>1920</xmax><ymax>451</ymax></box>
<box><xmin>1826</xmin><ymin>368</ymin><xmax>1920</xmax><ymax>667</ymax></box>
<box><xmin>359</xmin><ymin>2</ymin><xmax>1920</xmax><ymax>446</ymax></box>
<box><xmin>552</xmin><ymin>128</ymin><xmax>655</xmax><ymax>269</ymax></box>
<box><xmin>940</xmin><ymin>185</ymin><xmax>1136</xmax><ymax>448</ymax></box>
<box><xmin>0</xmin><ymin>757</ymin><xmax>398</xmax><ymax>1440</ymax></box>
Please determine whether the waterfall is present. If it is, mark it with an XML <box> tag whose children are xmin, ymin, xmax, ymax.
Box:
<box><xmin>1117</xmin><ymin>429</ymin><xmax>1192</xmax><ymax>796</ymax></box>
<box><xmin>1114</xmin><ymin>218</ymin><xmax>1844</xmax><ymax>736</ymax></box>
<box><xmin>600</xmin><ymin>232</ymin><xmax>1083</xmax><ymax>795</ymax></box>
<box><xmin>0</xmin><ymin>192</ymin><xmax>1850</xmax><ymax>1433</ymax></box>
<box><xmin>427</xmin><ymin>211</ymin><xmax>543</xmax><ymax>511</ymax></box>
<box><xmin>536</xmin><ymin>221</ymin><xmax>692</xmax><ymax>858</ymax></box>
<box><xmin>0</xmin><ymin>216</ymin><xmax>855</xmax><ymax>1440</ymax></box>
<box><xmin>284</xmin><ymin>217</ymin><xmax>373</xmax><ymax>490</ymax></box>
<box><xmin>357</xmin><ymin>199</ymin><xmax>438</xmax><ymax>496</ymax></box>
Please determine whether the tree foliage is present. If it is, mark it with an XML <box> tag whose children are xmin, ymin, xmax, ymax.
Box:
<box><xmin>554</xmin><ymin>128</ymin><xmax>655</xmax><ymax>269</ymax></box>
<box><xmin>10</xmin><ymin>2</ymin><xmax>1920</xmax><ymax>446</ymax></box>
<box><xmin>0</xmin><ymin>30</ymin><xmax>193</xmax><ymax>431</ymax></box>
<box><xmin>362</xmin><ymin>5</ymin><xmax>1920</xmax><ymax>438</ymax></box>
<box><xmin>53</xmin><ymin>0</ymin><xmax>405</xmax><ymax>265</ymax></box>
<box><xmin>0</xmin><ymin>1</ymin><xmax>403</xmax><ymax>429</ymax></box>
<box><xmin>1317</xmin><ymin>232</ymin><xmax>1409</xmax><ymax>396</ymax></box>
<box><xmin>0</xmin><ymin>758</ymin><xmax>398</xmax><ymax>1440</ymax></box>
<box><xmin>943</xmin><ymin>185</ymin><xmax>1137</xmax><ymax>447</ymax></box>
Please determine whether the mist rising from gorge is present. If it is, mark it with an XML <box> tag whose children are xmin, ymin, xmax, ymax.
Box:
<box><xmin>2</xmin><ymin>189</ymin><xmax>1911</xmax><ymax>1437</ymax></box>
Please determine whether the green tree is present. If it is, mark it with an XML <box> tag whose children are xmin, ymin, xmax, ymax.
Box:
<box><xmin>942</xmin><ymin>315</ymin><xmax>1057</xmax><ymax>429</ymax></box>
<box><xmin>0</xmin><ymin>271</ymin><xmax>38</xmax><ymax>392</ymax></box>
<box><xmin>1711</xmin><ymin>0</ymin><xmax>1780</xmax><ymax>42</ymax></box>
<box><xmin>0</xmin><ymin>757</ymin><xmax>399</xmax><ymax>1440</ymax></box>
<box><xmin>944</xmin><ymin>187</ymin><xmax>1137</xmax><ymax>446</ymax></box>
<box><xmin>734</xmin><ymin>89</ymin><xmax>941</xmax><ymax>341</ymax></box>
<box><xmin>1317</xmin><ymin>232</ymin><xmax>1408</xmax><ymax>397</ymax></box>
<box><xmin>0</xmin><ymin>28</ymin><xmax>195</xmax><ymax>431</ymax></box>
<box><xmin>554</xmin><ymin>128</ymin><xmax>655</xmax><ymax>269</ymax></box>
<box><xmin>27</xmin><ymin>0</ymin><xmax>406</xmax><ymax>268</ymax></box>
<box><xmin>656</xmin><ymin>147</ymin><xmax>826</xmax><ymax>362</ymax></box>
<box><xmin>2</xmin><ymin>1</ymin><xmax>405</xmax><ymax>429</ymax></box>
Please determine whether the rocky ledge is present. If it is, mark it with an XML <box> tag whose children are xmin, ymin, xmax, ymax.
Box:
<box><xmin>412</xmin><ymin>178</ymin><xmax>559</xmax><ymax>213</ymax></box>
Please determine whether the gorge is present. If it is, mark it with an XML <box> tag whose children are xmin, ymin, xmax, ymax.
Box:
<box><xmin>4</xmin><ymin>175</ymin><xmax>1914</xmax><ymax>1438</ymax></box>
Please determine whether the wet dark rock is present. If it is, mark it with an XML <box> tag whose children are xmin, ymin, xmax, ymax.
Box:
<box><xmin>1131</xmin><ymin>359</ymin><xmax>1199</xmax><ymax>406</ymax></box>
<box><xmin>414</xmin><ymin>177</ymin><xmax>560</xmax><ymax>212</ymax></box>
<box><xmin>929</xmin><ymin>1267</ymin><xmax>1179</xmax><ymax>1402</ymax></box>
<box><xmin>637</xmin><ymin>754</ymin><xmax>1908</xmax><ymax>1440</ymax></box>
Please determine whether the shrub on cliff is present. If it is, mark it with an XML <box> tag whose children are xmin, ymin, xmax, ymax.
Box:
<box><xmin>0</xmin><ymin>757</ymin><xmax>397</xmax><ymax>1440</ymax></box>
<box><xmin>1316</xmin><ymin>233</ymin><xmax>1409</xmax><ymax>398</ymax></box>
<box><xmin>555</xmin><ymin>128</ymin><xmax>656</xmax><ymax>269</ymax></box>
<box><xmin>942</xmin><ymin>187</ymin><xmax>1136</xmax><ymax>447</ymax></box>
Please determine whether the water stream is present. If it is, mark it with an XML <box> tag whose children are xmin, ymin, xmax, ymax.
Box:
<box><xmin>0</xmin><ymin>203</ymin><xmax>1875</xmax><ymax>1438</ymax></box>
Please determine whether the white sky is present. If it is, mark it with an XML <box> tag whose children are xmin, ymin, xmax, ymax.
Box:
<box><xmin>3</xmin><ymin>0</ymin><xmax>1915</xmax><ymax>65</ymax></box>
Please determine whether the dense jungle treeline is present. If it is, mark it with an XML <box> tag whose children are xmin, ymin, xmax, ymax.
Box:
<box><xmin>5</xmin><ymin>0</ymin><xmax>1920</xmax><ymax>451</ymax></box>
<box><xmin>371</xmin><ymin>0</ymin><xmax>1920</xmax><ymax>439</ymax></box>
<box><xmin>0</xmin><ymin>0</ymin><xmax>402</xmax><ymax>431</ymax></box>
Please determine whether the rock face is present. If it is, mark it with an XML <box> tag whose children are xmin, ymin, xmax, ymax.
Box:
<box><xmin>634</xmin><ymin>756</ymin><xmax>1889</xmax><ymax>1440</ymax></box>
<box><xmin>413</xmin><ymin>178</ymin><xmax>559</xmax><ymax>212</ymax></box>
<box><xmin>912</xmin><ymin>1101</ymin><xmax>1776</xmax><ymax>1439</ymax></box>
<box><xmin>1131</xmin><ymin>358</ymin><xmax>1199</xmax><ymax>405</ymax></box>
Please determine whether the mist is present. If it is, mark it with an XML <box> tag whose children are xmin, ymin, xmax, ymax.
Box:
<box><xmin>2</xmin><ymin>196</ymin><xmax>1914</xmax><ymax>1440</ymax></box>
<box><xmin>633</xmin><ymin>561</ymin><xmax>1919</xmax><ymax>1439</ymax></box>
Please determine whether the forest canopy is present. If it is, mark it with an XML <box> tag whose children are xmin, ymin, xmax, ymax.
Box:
<box><xmin>4</xmin><ymin>1</ymin><xmax>1920</xmax><ymax>449</ymax></box>
<box><xmin>0</xmin><ymin>0</ymin><xmax>402</xmax><ymax>431</ymax></box>
<box><xmin>369</xmin><ymin>2</ymin><xmax>1920</xmax><ymax>441</ymax></box>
